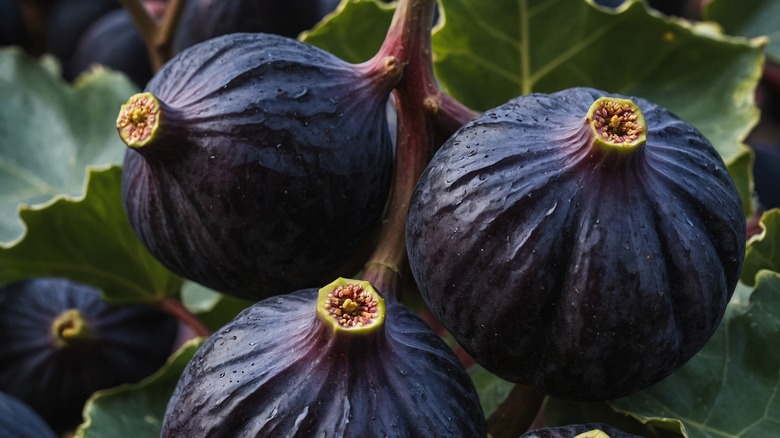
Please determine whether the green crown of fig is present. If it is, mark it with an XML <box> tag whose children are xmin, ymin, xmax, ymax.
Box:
<box><xmin>316</xmin><ymin>277</ymin><xmax>386</xmax><ymax>335</ymax></box>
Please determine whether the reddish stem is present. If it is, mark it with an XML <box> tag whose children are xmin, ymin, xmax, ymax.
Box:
<box><xmin>487</xmin><ymin>385</ymin><xmax>546</xmax><ymax>438</ymax></box>
<box><xmin>360</xmin><ymin>0</ymin><xmax>437</xmax><ymax>301</ymax></box>
<box><xmin>158</xmin><ymin>298</ymin><xmax>211</xmax><ymax>338</ymax></box>
<box><xmin>120</xmin><ymin>0</ymin><xmax>187</xmax><ymax>71</ymax></box>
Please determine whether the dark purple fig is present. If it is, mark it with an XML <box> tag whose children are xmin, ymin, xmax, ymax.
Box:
<box><xmin>172</xmin><ymin>0</ymin><xmax>330</xmax><ymax>54</ymax></box>
<box><xmin>162</xmin><ymin>278</ymin><xmax>487</xmax><ymax>437</ymax></box>
<box><xmin>45</xmin><ymin>0</ymin><xmax>121</xmax><ymax>72</ymax></box>
<box><xmin>0</xmin><ymin>0</ymin><xmax>29</xmax><ymax>49</ymax></box>
<box><xmin>0</xmin><ymin>277</ymin><xmax>178</xmax><ymax>431</ymax></box>
<box><xmin>406</xmin><ymin>87</ymin><xmax>746</xmax><ymax>400</ymax></box>
<box><xmin>118</xmin><ymin>33</ymin><xmax>399</xmax><ymax>300</ymax></box>
<box><xmin>520</xmin><ymin>423</ymin><xmax>642</xmax><ymax>438</ymax></box>
<box><xmin>0</xmin><ymin>392</ymin><xmax>57</xmax><ymax>438</ymax></box>
<box><xmin>67</xmin><ymin>8</ymin><xmax>152</xmax><ymax>88</ymax></box>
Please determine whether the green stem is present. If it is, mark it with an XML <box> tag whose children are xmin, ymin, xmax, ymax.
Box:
<box><xmin>120</xmin><ymin>0</ymin><xmax>187</xmax><ymax>71</ymax></box>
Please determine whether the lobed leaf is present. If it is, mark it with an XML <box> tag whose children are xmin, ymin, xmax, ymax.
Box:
<box><xmin>0</xmin><ymin>166</ymin><xmax>182</xmax><ymax>303</ymax></box>
<box><xmin>704</xmin><ymin>0</ymin><xmax>780</xmax><ymax>64</ymax></box>
<box><xmin>741</xmin><ymin>209</ymin><xmax>780</xmax><ymax>286</ymax></box>
<box><xmin>0</xmin><ymin>48</ymin><xmax>137</xmax><ymax>244</ymax></box>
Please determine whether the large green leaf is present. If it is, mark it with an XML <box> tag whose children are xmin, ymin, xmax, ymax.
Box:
<box><xmin>74</xmin><ymin>338</ymin><xmax>204</xmax><ymax>438</ymax></box>
<box><xmin>741</xmin><ymin>209</ymin><xmax>780</xmax><ymax>286</ymax></box>
<box><xmin>0</xmin><ymin>48</ymin><xmax>137</xmax><ymax>244</ymax></box>
<box><xmin>704</xmin><ymin>0</ymin><xmax>780</xmax><ymax>64</ymax></box>
<box><xmin>610</xmin><ymin>271</ymin><xmax>780</xmax><ymax>437</ymax></box>
<box><xmin>0</xmin><ymin>166</ymin><xmax>182</xmax><ymax>303</ymax></box>
<box><xmin>301</xmin><ymin>0</ymin><xmax>395</xmax><ymax>63</ymax></box>
<box><xmin>432</xmin><ymin>0</ymin><xmax>763</xmax><ymax>166</ymax></box>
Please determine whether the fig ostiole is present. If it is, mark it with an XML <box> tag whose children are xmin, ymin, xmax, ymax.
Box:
<box><xmin>0</xmin><ymin>277</ymin><xmax>179</xmax><ymax>431</ymax></box>
<box><xmin>519</xmin><ymin>422</ymin><xmax>643</xmax><ymax>438</ymax></box>
<box><xmin>162</xmin><ymin>277</ymin><xmax>486</xmax><ymax>437</ymax></box>
<box><xmin>118</xmin><ymin>33</ymin><xmax>401</xmax><ymax>300</ymax></box>
<box><xmin>406</xmin><ymin>87</ymin><xmax>746</xmax><ymax>400</ymax></box>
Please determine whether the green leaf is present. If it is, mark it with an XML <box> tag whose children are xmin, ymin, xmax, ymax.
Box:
<box><xmin>74</xmin><ymin>338</ymin><xmax>204</xmax><ymax>438</ymax></box>
<box><xmin>727</xmin><ymin>148</ymin><xmax>756</xmax><ymax>218</ymax></box>
<box><xmin>180</xmin><ymin>282</ymin><xmax>253</xmax><ymax>332</ymax></box>
<box><xmin>610</xmin><ymin>271</ymin><xmax>780</xmax><ymax>438</ymax></box>
<box><xmin>0</xmin><ymin>166</ymin><xmax>182</xmax><ymax>303</ymax></box>
<box><xmin>544</xmin><ymin>399</ymin><xmax>675</xmax><ymax>437</ymax></box>
<box><xmin>432</xmin><ymin>0</ymin><xmax>763</xmax><ymax>166</ymax></box>
<box><xmin>704</xmin><ymin>0</ymin><xmax>780</xmax><ymax>64</ymax></box>
<box><xmin>469</xmin><ymin>365</ymin><xmax>515</xmax><ymax>418</ymax></box>
<box><xmin>0</xmin><ymin>48</ymin><xmax>138</xmax><ymax>244</ymax></box>
<box><xmin>741</xmin><ymin>209</ymin><xmax>780</xmax><ymax>286</ymax></box>
<box><xmin>301</xmin><ymin>0</ymin><xmax>395</xmax><ymax>63</ymax></box>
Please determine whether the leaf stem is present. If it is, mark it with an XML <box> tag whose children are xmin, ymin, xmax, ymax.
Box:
<box><xmin>120</xmin><ymin>0</ymin><xmax>186</xmax><ymax>71</ymax></box>
<box><xmin>158</xmin><ymin>298</ymin><xmax>212</xmax><ymax>338</ymax></box>
<box><xmin>487</xmin><ymin>385</ymin><xmax>546</xmax><ymax>437</ymax></box>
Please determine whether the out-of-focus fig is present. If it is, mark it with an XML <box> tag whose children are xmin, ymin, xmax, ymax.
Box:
<box><xmin>67</xmin><ymin>8</ymin><xmax>152</xmax><ymax>88</ymax></box>
<box><xmin>45</xmin><ymin>0</ymin><xmax>120</xmax><ymax>72</ymax></box>
<box><xmin>118</xmin><ymin>33</ymin><xmax>399</xmax><ymax>300</ymax></box>
<box><xmin>172</xmin><ymin>0</ymin><xmax>330</xmax><ymax>54</ymax></box>
<box><xmin>0</xmin><ymin>392</ymin><xmax>57</xmax><ymax>438</ymax></box>
<box><xmin>407</xmin><ymin>87</ymin><xmax>746</xmax><ymax>400</ymax></box>
<box><xmin>0</xmin><ymin>277</ymin><xmax>179</xmax><ymax>431</ymax></box>
<box><xmin>161</xmin><ymin>278</ymin><xmax>486</xmax><ymax>437</ymax></box>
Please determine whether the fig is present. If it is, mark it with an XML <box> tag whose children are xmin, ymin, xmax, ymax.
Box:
<box><xmin>0</xmin><ymin>0</ymin><xmax>29</xmax><ymax>48</ymax></box>
<box><xmin>520</xmin><ymin>423</ymin><xmax>642</xmax><ymax>438</ymax></box>
<box><xmin>406</xmin><ymin>87</ymin><xmax>746</xmax><ymax>400</ymax></box>
<box><xmin>162</xmin><ymin>278</ymin><xmax>487</xmax><ymax>437</ymax></box>
<box><xmin>118</xmin><ymin>33</ymin><xmax>399</xmax><ymax>300</ymax></box>
<box><xmin>0</xmin><ymin>277</ymin><xmax>179</xmax><ymax>431</ymax></box>
<box><xmin>67</xmin><ymin>8</ymin><xmax>152</xmax><ymax>87</ymax></box>
<box><xmin>171</xmin><ymin>0</ymin><xmax>330</xmax><ymax>54</ymax></box>
<box><xmin>45</xmin><ymin>0</ymin><xmax>121</xmax><ymax>73</ymax></box>
<box><xmin>0</xmin><ymin>392</ymin><xmax>57</xmax><ymax>438</ymax></box>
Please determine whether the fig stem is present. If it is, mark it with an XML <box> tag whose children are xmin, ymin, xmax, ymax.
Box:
<box><xmin>361</xmin><ymin>0</ymin><xmax>436</xmax><ymax>301</ymax></box>
<box><xmin>120</xmin><ymin>0</ymin><xmax>187</xmax><ymax>71</ymax></box>
<box><xmin>159</xmin><ymin>298</ymin><xmax>212</xmax><ymax>338</ymax></box>
<box><xmin>486</xmin><ymin>384</ymin><xmax>546</xmax><ymax>437</ymax></box>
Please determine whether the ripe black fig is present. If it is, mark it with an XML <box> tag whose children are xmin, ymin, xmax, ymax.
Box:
<box><xmin>406</xmin><ymin>87</ymin><xmax>746</xmax><ymax>400</ymax></box>
<box><xmin>172</xmin><ymin>0</ymin><xmax>329</xmax><ymax>54</ymax></box>
<box><xmin>118</xmin><ymin>33</ymin><xmax>399</xmax><ymax>300</ymax></box>
<box><xmin>162</xmin><ymin>278</ymin><xmax>487</xmax><ymax>437</ymax></box>
<box><xmin>0</xmin><ymin>392</ymin><xmax>57</xmax><ymax>438</ymax></box>
<box><xmin>520</xmin><ymin>423</ymin><xmax>642</xmax><ymax>438</ymax></box>
<box><xmin>0</xmin><ymin>277</ymin><xmax>178</xmax><ymax>431</ymax></box>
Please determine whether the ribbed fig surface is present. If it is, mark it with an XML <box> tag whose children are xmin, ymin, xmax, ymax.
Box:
<box><xmin>120</xmin><ymin>33</ymin><xmax>398</xmax><ymax>300</ymax></box>
<box><xmin>162</xmin><ymin>279</ymin><xmax>486</xmax><ymax>437</ymax></box>
<box><xmin>406</xmin><ymin>87</ymin><xmax>746</xmax><ymax>400</ymax></box>
<box><xmin>0</xmin><ymin>277</ymin><xmax>178</xmax><ymax>431</ymax></box>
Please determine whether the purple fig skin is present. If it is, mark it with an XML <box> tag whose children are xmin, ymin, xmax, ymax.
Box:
<box><xmin>121</xmin><ymin>33</ymin><xmax>396</xmax><ymax>300</ymax></box>
<box><xmin>406</xmin><ymin>87</ymin><xmax>746</xmax><ymax>401</ymax></box>
<box><xmin>0</xmin><ymin>392</ymin><xmax>57</xmax><ymax>438</ymax></box>
<box><xmin>161</xmin><ymin>288</ymin><xmax>487</xmax><ymax>437</ymax></box>
<box><xmin>0</xmin><ymin>277</ymin><xmax>178</xmax><ymax>431</ymax></box>
<box><xmin>520</xmin><ymin>423</ymin><xmax>643</xmax><ymax>438</ymax></box>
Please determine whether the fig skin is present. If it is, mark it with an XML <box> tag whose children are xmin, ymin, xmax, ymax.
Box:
<box><xmin>0</xmin><ymin>392</ymin><xmax>57</xmax><ymax>438</ymax></box>
<box><xmin>121</xmin><ymin>33</ymin><xmax>397</xmax><ymax>300</ymax></box>
<box><xmin>406</xmin><ymin>87</ymin><xmax>746</xmax><ymax>400</ymax></box>
<box><xmin>0</xmin><ymin>277</ymin><xmax>179</xmax><ymax>431</ymax></box>
<box><xmin>172</xmin><ymin>0</ymin><xmax>329</xmax><ymax>54</ymax></box>
<box><xmin>520</xmin><ymin>423</ymin><xmax>642</xmax><ymax>438</ymax></box>
<box><xmin>161</xmin><ymin>286</ymin><xmax>487</xmax><ymax>437</ymax></box>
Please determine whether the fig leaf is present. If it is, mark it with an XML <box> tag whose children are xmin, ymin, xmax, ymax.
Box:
<box><xmin>0</xmin><ymin>47</ymin><xmax>137</xmax><ymax>244</ymax></box>
<box><xmin>703</xmin><ymin>0</ymin><xmax>780</xmax><ymax>63</ymax></box>
<box><xmin>609</xmin><ymin>271</ymin><xmax>780</xmax><ymax>438</ymax></box>
<box><xmin>0</xmin><ymin>166</ymin><xmax>182</xmax><ymax>303</ymax></box>
<box><xmin>301</xmin><ymin>0</ymin><xmax>394</xmax><ymax>63</ymax></box>
<box><xmin>432</xmin><ymin>0</ymin><xmax>763</xmax><ymax>165</ymax></box>
<box><xmin>741</xmin><ymin>209</ymin><xmax>780</xmax><ymax>286</ymax></box>
<box><xmin>73</xmin><ymin>338</ymin><xmax>205</xmax><ymax>438</ymax></box>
